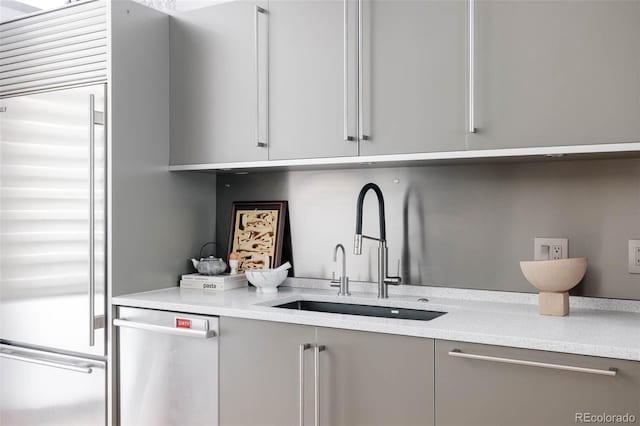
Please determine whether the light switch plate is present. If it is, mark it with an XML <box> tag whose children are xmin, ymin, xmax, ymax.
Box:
<box><xmin>629</xmin><ymin>240</ymin><xmax>640</xmax><ymax>274</ymax></box>
<box><xmin>534</xmin><ymin>238</ymin><xmax>569</xmax><ymax>261</ymax></box>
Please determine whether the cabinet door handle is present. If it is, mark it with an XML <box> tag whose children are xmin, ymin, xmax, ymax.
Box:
<box><xmin>255</xmin><ymin>5</ymin><xmax>268</xmax><ymax>148</ymax></box>
<box><xmin>468</xmin><ymin>0</ymin><xmax>477</xmax><ymax>133</ymax></box>
<box><xmin>299</xmin><ymin>343</ymin><xmax>312</xmax><ymax>426</ymax></box>
<box><xmin>448</xmin><ymin>349</ymin><xmax>617</xmax><ymax>376</ymax></box>
<box><xmin>343</xmin><ymin>0</ymin><xmax>355</xmax><ymax>142</ymax></box>
<box><xmin>357</xmin><ymin>0</ymin><xmax>369</xmax><ymax>141</ymax></box>
<box><xmin>314</xmin><ymin>344</ymin><xmax>326</xmax><ymax>426</ymax></box>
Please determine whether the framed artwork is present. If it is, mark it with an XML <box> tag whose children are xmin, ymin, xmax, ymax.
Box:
<box><xmin>227</xmin><ymin>201</ymin><xmax>288</xmax><ymax>273</ymax></box>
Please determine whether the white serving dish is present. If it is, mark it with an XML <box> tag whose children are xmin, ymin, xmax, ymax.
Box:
<box><xmin>246</xmin><ymin>262</ymin><xmax>291</xmax><ymax>293</ymax></box>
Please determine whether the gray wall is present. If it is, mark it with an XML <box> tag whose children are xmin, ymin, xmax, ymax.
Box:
<box><xmin>216</xmin><ymin>158</ymin><xmax>640</xmax><ymax>300</ymax></box>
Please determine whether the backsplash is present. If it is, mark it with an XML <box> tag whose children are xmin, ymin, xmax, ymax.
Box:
<box><xmin>216</xmin><ymin>158</ymin><xmax>640</xmax><ymax>300</ymax></box>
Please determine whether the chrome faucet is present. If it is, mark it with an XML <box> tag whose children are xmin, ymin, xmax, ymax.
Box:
<box><xmin>330</xmin><ymin>243</ymin><xmax>350</xmax><ymax>296</ymax></box>
<box><xmin>354</xmin><ymin>183</ymin><xmax>401</xmax><ymax>298</ymax></box>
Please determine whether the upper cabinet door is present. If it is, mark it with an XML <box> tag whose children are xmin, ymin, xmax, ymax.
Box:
<box><xmin>469</xmin><ymin>0</ymin><xmax>640</xmax><ymax>150</ymax></box>
<box><xmin>170</xmin><ymin>0</ymin><xmax>269</xmax><ymax>165</ymax></box>
<box><xmin>268</xmin><ymin>0</ymin><xmax>359</xmax><ymax>160</ymax></box>
<box><xmin>358</xmin><ymin>0</ymin><xmax>467</xmax><ymax>156</ymax></box>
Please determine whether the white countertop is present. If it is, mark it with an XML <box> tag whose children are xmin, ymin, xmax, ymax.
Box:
<box><xmin>112</xmin><ymin>283</ymin><xmax>640</xmax><ymax>362</ymax></box>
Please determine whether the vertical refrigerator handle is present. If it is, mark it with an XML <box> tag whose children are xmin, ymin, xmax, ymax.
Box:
<box><xmin>255</xmin><ymin>5</ymin><xmax>268</xmax><ymax>148</ymax></box>
<box><xmin>89</xmin><ymin>94</ymin><xmax>96</xmax><ymax>347</ymax></box>
<box><xmin>88</xmin><ymin>94</ymin><xmax>105</xmax><ymax>347</ymax></box>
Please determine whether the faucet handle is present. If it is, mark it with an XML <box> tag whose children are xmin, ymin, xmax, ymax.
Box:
<box><xmin>330</xmin><ymin>271</ymin><xmax>340</xmax><ymax>286</ymax></box>
<box><xmin>384</xmin><ymin>259</ymin><xmax>401</xmax><ymax>285</ymax></box>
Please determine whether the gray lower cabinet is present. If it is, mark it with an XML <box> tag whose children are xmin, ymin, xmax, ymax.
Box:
<box><xmin>268</xmin><ymin>0</ymin><xmax>359</xmax><ymax>160</ymax></box>
<box><xmin>358</xmin><ymin>0</ymin><xmax>467</xmax><ymax>156</ymax></box>
<box><xmin>219</xmin><ymin>317</ymin><xmax>315</xmax><ymax>426</ymax></box>
<box><xmin>435</xmin><ymin>340</ymin><xmax>640</xmax><ymax>426</ymax></box>
<box><xmin>316</xmin><ymin>327</ymin><xmax>434</xmax><ymax>426</ymax></box>
<box><xmin>170</xmin><ymin>0</ymin><xmax>269</xmax><ymax>165</ymax></box>
<box><xmin>219</xmin><ymin>317</ymin><xmax>435</xmax><ymax>426</ymax></box>
<box><xmin>469</xmin><ymin>0</ymin><xmax>640</xmax><ymax>150</ymax></box>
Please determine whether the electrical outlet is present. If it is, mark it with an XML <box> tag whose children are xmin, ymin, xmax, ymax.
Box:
<box><xmin>534</xmin><ymin>238</ymin><xmax>569</xmax><ymax>261</ymax></box>
<box><xmin>629</xmin><ymin>240</ymin><xmax>640</xmax><ymax>274</ymax></box>
<box><xmin>550</xmin><ymin>244</ymin><xmax>563</xmax><ymax>260</ymax></box>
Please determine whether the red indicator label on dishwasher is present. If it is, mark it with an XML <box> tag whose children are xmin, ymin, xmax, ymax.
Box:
<box><xmin>176</xmin><ymin>318</ymin><xmax>191</xmax><ymax>329</ymax></box>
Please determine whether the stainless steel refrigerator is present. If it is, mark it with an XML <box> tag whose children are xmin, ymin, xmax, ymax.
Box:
<box><xmin>0</xmin><ymin>84</ymin><xmax>107</xmax><ymax>425</ymax></box>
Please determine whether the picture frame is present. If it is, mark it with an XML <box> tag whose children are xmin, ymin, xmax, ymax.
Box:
<box><xmin>227</xmin><ymin>201</ymin><xmax>289</xmax><ymax>273</ymax></box>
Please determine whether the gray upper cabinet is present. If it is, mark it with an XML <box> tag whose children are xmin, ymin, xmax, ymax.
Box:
<box><xmin>317</xmin><ymin>327</ymin><xmax>434</xmax><ymax>426</ymax></box>
<box><xmin>358</xmin><ymin>0</ymin><xmax>467</xmax><ymax>156</ymax></box>
<box><xmin>435</xmin><ymin>340</ymin><xmax>640</xmax><ymax>426</ymax></box>
<box><xmin>268</xmin><ymin>0</ymin><xmax>359</xmax><ymax>160</ymax></box>
<box><xmin>170</xmin><ymin>0</ymin><xmax>269</xmax><ymax>165</ymax></box>
<box><xmin>169</xmin><ymin>0</ymin><xmax>640</xmax><ymax>167</ymax></box>
<box><xmin>469</xmin><ymin>0</ymin><xmax>640</xmax><ymax>150</ymax></box>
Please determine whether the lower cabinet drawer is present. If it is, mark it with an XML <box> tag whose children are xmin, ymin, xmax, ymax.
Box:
<box><xmin>435</xmin><ymin>340</ymin><xmax>640</xmax><ymax>426</ymax></box>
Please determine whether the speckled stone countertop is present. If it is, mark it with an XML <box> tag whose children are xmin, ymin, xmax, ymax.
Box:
<box><xmin>112</xmin><ymin>279</ymin><xmax>640</xmax><ymax>361</ymax></box>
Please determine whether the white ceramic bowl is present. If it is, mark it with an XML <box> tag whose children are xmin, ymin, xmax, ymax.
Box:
<box><xmin>519</xmin><ymin>258</ymin><xmax>588</xmax><ymax>293</ymax></box>
<box><xmin>246</xmin><ymin>268</ymin><xmax>289</xmax><ymax>293</ymax></box>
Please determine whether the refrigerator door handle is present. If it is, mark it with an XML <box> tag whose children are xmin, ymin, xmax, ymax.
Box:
<box><xmin>88</xmin><ymin>94</ymin><xmax>105</xmax><ymax>347</ymax></box>
<box><xmin>113</xmin><ymin>319</ymin><xmax>217</xmax><ymax>338</ymax></box>
<box><xmin>0</xmin><ymin>350</ymin><xmax>93</xmax><ymax>374</ymax></box>
<box><xmin>89</xmin><ymin>94</ymin><xmax>96</xmax><ymax>347</ymax></box>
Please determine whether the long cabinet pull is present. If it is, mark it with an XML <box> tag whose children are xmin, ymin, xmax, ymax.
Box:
<box><xmin>314</xmin><ymin>344</ymin><xmax>326</xmax><ymax>426</ymax></box>
<box><xmin>299</xmin><ymin>343</ymin><xmax>312</xmax><ymax>426</ymax></box>
<box><xmin>357</xmin><ymin>0</ymin><xmax>369</xmax><ymax>141</ymax></box>
<box><xmin>343</xmin><ymin>0</ymin><xmax>354</xmax><ymax>142</ymax></box>
<box><xmin>113</xmin><ymin>319</ymin><xmax>216</xmax><ymax>339</ymax></box>
<box><xmin>255</xmin><ymin>5</ymin><xmax>268</xmax><ymax>148</ymax></box>
<box><xmin>448</xmin><ymin>349</ymin><xmax>617</xmax><ymax>377</ymax></box>
<box><xmin>468</xmin><ymin>0</ymin><xmax>477</xmax><ymax>133</ymax></box>
<box><xmin>0</xmin><ymin>350</ymin><xmax>93</xmax><ymax>374</ymax></box>
<box><xmin>88</xmin><ymin>94</ymin><xmax>96</xmax><ymax>347</ymax></box>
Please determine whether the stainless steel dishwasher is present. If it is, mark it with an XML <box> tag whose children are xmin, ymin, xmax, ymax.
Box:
<box><xmin>114</xmin><ymin>307</ymin><xmax>219</xmax><ymax>426</ymax></box>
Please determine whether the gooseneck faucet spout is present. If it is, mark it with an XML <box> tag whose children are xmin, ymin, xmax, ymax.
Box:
<box><xmin>331</xmin><ymin>244</ymin><xmax>350</xmax><ymax>296</ymax></box>
<box><xmin>354</xmin><ymin>183</ymin><xmax>386</xmax><ymax>254</ymax></box>
<box><xmin>353</xmin><ymin>183</ymin><xmax>401</xmax><ymax>298</ymax></box>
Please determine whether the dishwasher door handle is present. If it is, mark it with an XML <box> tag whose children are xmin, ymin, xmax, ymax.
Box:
<box><xmin>113</xmin><ymin>319</ymin><xmax>216</xmax><ymax>339</ymax></box>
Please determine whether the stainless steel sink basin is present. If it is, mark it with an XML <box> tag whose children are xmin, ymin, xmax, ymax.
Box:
<box><xmin>273</xmin><ymin>300</ymin><xmax>446</xmax><ymax>321</ymax></box>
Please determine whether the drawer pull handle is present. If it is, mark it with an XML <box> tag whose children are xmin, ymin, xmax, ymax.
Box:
<box><xmin>448</xmin><ymin>349</ymin><xmax>617</xmax><ymax>376</ymax></box>
<box><xmin>0</xmin><ymin>350</ymin><xmax>93</xmax><ymax>374</ymax></box>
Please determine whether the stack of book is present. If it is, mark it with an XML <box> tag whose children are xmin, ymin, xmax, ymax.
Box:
<box><xmin>180</xmin><ymin>273</ymin><xmax>248</xmax><ymax>291</ymax></box>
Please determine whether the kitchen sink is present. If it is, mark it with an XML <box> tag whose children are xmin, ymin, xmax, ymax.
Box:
<box><xmin>273</xmin><ymin>300</ymin><xmax>446</xmax><ymax>321</ymax></box>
